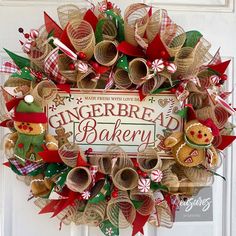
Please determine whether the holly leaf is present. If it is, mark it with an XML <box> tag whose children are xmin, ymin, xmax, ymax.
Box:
<box><xmin>131</xmin><ymin>200</ymin><xmax>143</xmax><ymax>209</ymax></box>
<box><xmin>4</xmin><ymin>48</ymin><xmax>30</xmax><ymax>69</ymax></box>
<box><xmin>150</xmin><ymin>182</ymin><xmax>168</xmax><ymax>191</ymax></box>
<box><xmin>177</xmin><ymin>107</ymin><xmax>188</xmax><ymax>119</ymax></box>
<box><xmin>183</xmin><ymin>31</ymin><xmax>203</xmax><ymax>48</ymax></box>
<box><xmin>11</xmin><ymin>68</ymin><xmax>34</xmax><ymax>81</ymax></box>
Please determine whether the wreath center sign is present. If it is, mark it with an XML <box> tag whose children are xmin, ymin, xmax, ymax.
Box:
<box><xmin>0</xmin><ymin>1</ymin><xmax>235</xmax><ymax>236</ymax></box>
<box><xmin>48</xmin><ymin>90</ymin><xmax>182</xmax><ymax>152</ymax></box>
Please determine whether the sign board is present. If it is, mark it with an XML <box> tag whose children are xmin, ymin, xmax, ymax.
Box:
<box><xmin>47</xmin><ymin>90</ymin><xmax>183</xmax><ymax>156</ymax></box>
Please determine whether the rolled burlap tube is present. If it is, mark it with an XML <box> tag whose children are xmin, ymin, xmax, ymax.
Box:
<box><xmin>161</xmin><ymin>168</ymin><xmax>179</xmax><ymax>193</ymax></box>
<box><xmin>82</xmin><ymin>201</ymin><xmax>106</xmax><ymax>226</ymax></box>
<box><xmin>90</xmin><ymin>154</ymin><xmax>112</xmax><ymax>174</ymax></box>
<box><xmin>77</xmin><ymin>69</ymin><xmax>97</xmax><ymax>89</ymax></box>
<box><xmin>149</xmin><ymin>200</ymin><xmax>173</xmax><ymax>228</ymax></box>
<box><xmin>73</xmin><ymin>211</ymin><xmax>84</xmax><ymax>225</ymax></box>
<box><xmin>107</xmin><ymin>191</ymin><xmax>136</xmax><ymax>228</ymax></box>
<box><xmin>161</xmin><ymin>160</ymin><xmax>176</xmax><ymax>171</ymax></box>
<box><xmin>90</xmin><ymin>179</ymin><xmax>106</xmax><ymax>199</ymax></box>
<box><xmin>146</xmin><ymin>10</ymin><xmax>162</xmax><ymax>43</ymax></box>
<box><xmin>142</xmin><ymin>77</ymin><xmax>158</xmax><ymax>95</ymax></box>
<box><xmin>66</xmin><ymin>167</ymin><xmax>92</xmax><ymax>193</ymax></box>
<box><xmin>130</xmin><ymin>188</ymin><xmax>154</xmax><ymax>215</ymax></box>
<box><xmin>124</xmin><ymin>3</ymin><xmax>149</xmax><ymax>46</ymax></box>
<box><xmin>31</xmin><ymin>80</ymin><xmax>57</xmax><ymax>106</ymax></box>
<box><xmin>29</xmin><ymin>43</ymin><xmax>52</xmax><ymax>71</ymax></box>
<box><xmin>67</xmin><ymin>19</ymin><xmax>95</xmax><ymax>60</ymax></box>
<box><xmin>101</xmin><ymin>19</ymin><xmax>117</xmax><ymax>41</ymax></box>
<box><xmin>129</xmin><ymin>58</ymin><xmax>149</xmax><ymax>85</ymax></box>
<box><xmin>94</xmin><ymin>40</ymin><xmax>118</xmax><ymax>66</ymax></box>
<box><xmin>137</xmin><ymin>148</ymin><xmax>162</xmax><ymax>173</ymax></box>
<box><xmin>188</xmin><ymin>93</ymin><xmax>206</xmax><ymax>109</ymax></box>
<box><xmin>112</xmin><ymin>167</ymin><xmax>139</xmax><ymax>191</ymax></box>
<box><xmin>162</xmin><ymin>25</ymin><xmax>186</xmax><ymax>57</ymax></box>
<box><xmin>59</xmin><ymin>142</ymin><xmax>86</xmax><ymax>168</ymax></box>
<box><xmin>173</xmin><ymin>47</ymin><xmax>194</xmax><ymax>79</ymax></box>
<box><xmin>97</xmin><ymin>69</ymin><xmax>111</xmax><ymax>89</ymax></box>
<box><xmin>58</xmin><ymin>54</ymin><xmax>77</xmax><ymax>83</ymax></box>
<box><xmin>182</xmin><ymin>166</ymin><xmax>214</xmax><ymax>186</ymax></box>
<box><xmin>195</xmin><ymin>105</ymin><xmax>229</xmax><ymax>129</ymax></box>
<box><xmin>178</xmin><ymin>179</ymin><xmax>201</xmax><ymax>196</ymax></box>
<box><xmin>4</xmin><ymin>77</ymin><xmax>31</xmax><ymax>88</ymax></box>
<box><xmin>114</xmin><ymin>68</ymin><xmax>132</xmax><ymax>89</ymax></box>
<box><xmin>57</xmin><ymin>4</ymin><xmax>85</xmax><ymax>29</ymax></box>
<box><xmin>57</xmin><ymin>202</ymin><xmax>78</xmax><ymax>225</ymax></box>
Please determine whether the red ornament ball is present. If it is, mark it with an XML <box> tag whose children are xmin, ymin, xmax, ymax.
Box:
<box><xmin>163</xmin><ymin>61</ymin><xmax>169</xmax><ymax>66</ymax></box>
<box><xmin>112</xmin><ymin>191</ymin><xmax>118</xmax><ymax>198</ymax></box>
<box><xmin>137</xmin><ymin>169</ymin><xmax>143</xmax><ymax>175</ymax></box>
<box><xmin>221</xmin><ymin>74</ymin><xmax>228</xmax><ymax>81</ymax></box>
<box><xmin>170</xmin><ymin>88</ymin><xmax>176</xmax><ymax>93</ymax></box>
<box><xmin>107</xmin><ymin>2</ymin><xmax>113</xmax><ymax>9</ymax></box>
<box><xmin>146</xmin><ymin>60</ymin><xmax>152</xmax><ymax>68</ymax></box>
<box><xmin>69</xmin><ymin>63</ymin><xmax>75</xmax><ymax>70</ymax></box>
<box><xmin>24</xmin><ymin>33</ymin><xmax>30</xmax><ymax>39</ymax></box>
<box><xmin>77</xmin><ymin>51</ymin><xmax>86</xmax><ymax>60</ymax></box>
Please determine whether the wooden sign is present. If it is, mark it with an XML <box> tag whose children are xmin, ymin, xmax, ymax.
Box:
<box><xmin>47</xmin><ymin>90</ymin><xmax>183</xmax><ymax>157</ymax></box>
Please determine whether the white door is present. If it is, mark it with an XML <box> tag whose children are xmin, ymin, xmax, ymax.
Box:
<box><xmin>0</xmin><ymin>0</ymin><xmax>235</xmax><ymax>236</ymax></box>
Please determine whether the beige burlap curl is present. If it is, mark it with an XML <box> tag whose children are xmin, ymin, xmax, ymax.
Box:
<box><xmin>77</xmin><ymin>69</ymin><xmax>97</xmax><ymax>89</ymax></box>
<box><xmin>149</xmin><ymin>200</ymin><xmax>173</xmax><ymax>228</ymax></box>
<box><xmin>89</xmin><ymin>153</ymin><xmax>113</xmax><ymax>174</ymax></box>
<box><xmin>124</xmin><ymin>3</ymin><xmax>149</xmax><ymax>46</ymax></box>
<box><xmin>161</xmin><ymin>168</ymin><xmax>179</xmax><ymax>193</ymax></box>
<box><xmin>58</xmin><ymin>142</ymin><xmax>86</xmax><ymax>168</ymax></box>
<box><xmin>31</xmin><ymin>80</ymin><xmax>57</xmax><ymax>106</ymax></box>
<box><xmin>129</xmin><ymin>58</ymin><xmax>149</xmax><ymax>85</ymax></box>
<box><xmin>130</xmin><ymin>188</ymin><xmax>155</xmax><ymax>215</ymax></box>
<box><xmin>107</xmin><ymin>191</ymin><xmax>136</xmax><ymax>228</ymax></box>
<box><xmin>101</xmin><ymin>19</ymin><xmax>118</xmax><ymax>41</ymax></box>
<box><xmin>58</xmin><ymin>54</ymin><xmax>77</xmax><ymax>83</ymax></box>
<box><xmin>82</xmin><ymin>201</ymin><xmax>107</xmax><ymax>226</ymax></box>
<box><xmin>94</xmin><ymin>40</ymin><xmax>118</xmax><ymax>66</ymax></box>
<box><xmin>67</xmin><ymin>19</ymin><xmax>95</xmax><ymax>60</ymax></box>
<box><xmin>66</xmin><ymin>167</ymin><xmax>92</xmax><ymax>193</ymax></box>
<box><xmin>195</xmin><ymin>104</ymin><xmax>229</xmax><ymax>129</ymax></box>
<box><xmin>114</xmin><ymin>68</ymin><xmax>132</xmax><ymax>89</ymax></box>
<box><xmin>137</xmin><ymin>148</ymin><xmax>162</xmax><ymax>173</ymax></box>
<box><xmin>57</xmin><ymin>4</ymin><xmax>86</xmax><ymax>29</ymax></box>
<box><xmin>162</xmin><ymin>24</ymin><xmax>186</xmax><ymax>57</ymax></box>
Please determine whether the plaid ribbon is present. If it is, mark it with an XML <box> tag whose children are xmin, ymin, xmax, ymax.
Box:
<box><xmin>9</xmin><ymin>158</ymin><xmax>44</xmax><ymax>175</ymax></box>
<box><xmin>0</xmin><ymin>62</ymin><xmax>19</xmax><ymax>73</ymax></box>
<box><xmin>160</xmin><ymin>10</ymin><xmax>174</xmax><ymax>34</ymax></box>
<box><xmin>44</xmin><ymin>48</ymin><xmax>66</xmax><ymax>84</ymax></box>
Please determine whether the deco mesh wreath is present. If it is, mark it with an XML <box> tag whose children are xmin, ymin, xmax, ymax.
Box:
<box><xmin>0</xmin><ymin>1</ymin><xmax>236</xmax><ymax>236</ymax></box>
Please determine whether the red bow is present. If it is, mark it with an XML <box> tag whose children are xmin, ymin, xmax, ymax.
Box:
<box><xmin>199</xmin><ymin>118</ymin><xmax>219</xmax><ymax>136</ymax></box>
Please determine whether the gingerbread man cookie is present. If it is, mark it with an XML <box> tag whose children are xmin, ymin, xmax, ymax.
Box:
<box><xmin>55</xmin><ymin>126</ymin><xmax>72</xmax><ymax>147</ymax></box>
<box><xmin>164</xmin><ymin>119</ymin><xmax>219</xmax><ymax>168</ymax></box>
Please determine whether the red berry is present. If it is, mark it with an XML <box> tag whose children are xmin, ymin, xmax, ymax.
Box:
<box><xmin>31</xmin><ymin>41</ymin><xmax>36</xmax><ymax>47</ymax></box>
<box><xmin>69</xmin><ymin>63</ymin><xmax>75</xmax><ymax>70</ymax></box>
<box><xmin>177</xmin><ymin>75</ymin><xmax>183</xmax><ymax>80</ymax></box>
<box><xmin>113</xmin><ymin>186</ymin><xmax>118</xmax><ymax>191</ymax></box>
<box><xmin>134</xmin><ymin>162</ymin><xmax>139</xmax><ymax>168</ymax></box>
<box><xmin>163</xmin><ymin>61</ymin><xmax>169</xmax><ymax>66</ymax></box>
<box><xmin>88</xmin><ymin>148</ymin><xmax>93</xmax><ymax>153</ymax></box>
<box><xmin>18</xmin><ymin>143</ymin><xmax>24</xmax><ymax>148</ymax></box>
<box><xmin>137</xmin><ymin>169</ymin><xmax>142</xmax><ymax>175</ymax></box>
<box><xmin>160</xmin><ymin>50</ymin><xmax>166</xmax><ymax>57</ymax></box>
<box><xmin>170</xmin><ymin>88</ymin><xmax>176</xmax><ymax>93</ymax></box>
<box><xmin>77</xmin><ymin>51</ymin><xmax>86</xmax><ymax>60</ymax></box>
<box><xmin>221</xmin><ymin>74</ymin><xmax>228</xmax><ymax>81</ymax></box>
<box><xmin>106</xmin><ymin>196</ymin><xmax>111</xmax><ymax>201</ymax></box>
<box><xmin>112</xmin><ymin>191</ymin><xmax>118</xmax><ymax>198</ymax></box>
<box><xmin>219</xmin><ymin>80</ymin><xmax>225</xmax><ymax>85</ymax></box>
<box><xmin>107</xmin><ymin>2</ymin><xmax>113</xmax><ymax>9</ymax></box>
<box><xmin>141</xmin><ymin>172</ymin><xmax>148</xmax><ymax>177</ymax></box>
<box><xmin>18</xmin><ymin>28</ymin><xmax>24</xmax><ymax>33</ymax></box>
<box><xmin>24</xmin><ymin>33</ymin><xmax>30</xmax><ymax>39</ymax></box>
<box><xmin>146</xmin><ymin>60</ymin><xmax>152</xmax><ymax>68</ymax></box>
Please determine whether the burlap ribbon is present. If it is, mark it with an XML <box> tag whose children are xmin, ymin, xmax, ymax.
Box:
<box><xmin>67</xmin><ymin>19</ymin><xmax>95</xmax><ymax>60</ymax></box>
<box><xmin>57</xmin><ymin>4</ymin><xmax>86</xmax><ymax>29</ymax></box>
<box><xmin>107</xmin><ymin>190</ymin><xmax>136</xmax><ymax>228</ymax></box>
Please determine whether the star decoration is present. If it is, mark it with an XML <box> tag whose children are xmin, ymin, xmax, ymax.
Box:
<box><xmin>53</xmin><ymin>94</ymin><xmax>65</xmax><ymax>107</ymax></box>
<box><xmin>76</xmin><ymin>97</ymin><xmax>83</xmax><ymax>104</ymax></box>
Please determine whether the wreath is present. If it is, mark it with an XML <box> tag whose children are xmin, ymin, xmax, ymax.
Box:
<box><xmin>0</xmin><ymin>1</ymin><xmax>235</xmax><ymax>236</ymax></box>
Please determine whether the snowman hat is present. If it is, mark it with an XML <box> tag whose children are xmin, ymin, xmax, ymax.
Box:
<box><xmin>13</xmin><ymin>95</ymin><xmax>47</xmax><ymax>123</ymax></box>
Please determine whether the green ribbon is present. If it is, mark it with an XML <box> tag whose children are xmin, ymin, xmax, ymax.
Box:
<box><xmin>116</xmin><ymin>55</ymin><xmax>129</xmax><ymax>72</ymax></box>
<box><xmin>100</xmin><ymin>219</ymin><xmax>119</xmax><ymax>236</ymax></box>
<box><xmin>105</xmin><ymin>10</ymin><xmax>124</xmax><ymax>42</ymax></box>
<box><xmin>183</xmin><ymin>31</ymin><xmax>203</xmax><ymax>48</ymax></box>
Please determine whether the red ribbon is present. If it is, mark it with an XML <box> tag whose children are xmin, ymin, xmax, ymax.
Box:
<box><xmin>208</xmin><ymin>60</ymin><xmax>231</xmax><ymax>75</ymax></box>
<box><xmin>117</xmin><ymin>41</ymin><xmax>145</xmax><ymax>58</ymax></box>
<box><xmin>132</xmin><ymin>212</ymin><xmax>150</xmax><ymax>236</ymax></box>
<box><xmin>44</xmin><ymin>12</ymin><xmax>63</xmax><ymax>38</ymax></box>
<box><xmin>83</xmin><ymin>9</ymin><xmax>98</xmax><ymax>32</ymax></box>
<box><xmin>199</xmin><ymin>118</ymin><xmax>220</xmax><ymax>136</ymax></box>
<box><xmin>38</xmin><ymin>150</ymin><xmax>63</xmax><ymax>163</ymax></box>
